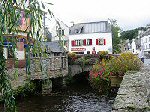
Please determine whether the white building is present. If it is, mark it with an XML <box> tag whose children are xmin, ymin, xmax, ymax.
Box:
<box><xmin>141</xmin><ymin>29</ymin><xmax>150</xmax><ymax>54</ymax></box>
<box><xmin>69</xmin><ymin>21</ymin><xmax>112</xmax><ymax>54</ymax></box>
<box><xmin>45</xmin><ymin>17</ymin><xmax>69</xmax><ymax>50</ymax></box>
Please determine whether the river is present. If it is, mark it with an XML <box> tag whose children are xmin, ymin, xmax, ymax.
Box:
<box><xmin>0</xmin><ymin>76</ymin><xmax>116</xmax><ymax>112</ymax></box>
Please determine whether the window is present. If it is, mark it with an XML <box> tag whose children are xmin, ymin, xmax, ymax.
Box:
<box><xmin>83</xmin><ymin>39</ymin><xmax>92</xmax><ymax>46</ymax></box>
<box><xmin>96</xmin><ymin>38</ymin><xmax>106</xmax><ymax>45</ymax></box>
<box><xmin>87</xmin><ymin>39</ymin><xmax>92</xmax><ymax>45</ymax></box>
<box><xmin>57</xmin><ymin>28</ymin><xmax>65</xmax><ymax>36</ymax></box>
<box><xmin>76</xmin><ymin>40</ymin><xmax>82</xmax><ymax>46</ymax></box>
<box><xmin>71</xmin><ymin>40</ymin><xmax>83</xmax><ymax>46</ymax></box>
<box><xmin>87</xmin><ymin>51</ymin><xmax>90</xmax><ymax>54</ymax></box>
<box><xmin>54</xmin><ymin>53</ymin><xmax>60</xmax><ymax>56</ymax></box>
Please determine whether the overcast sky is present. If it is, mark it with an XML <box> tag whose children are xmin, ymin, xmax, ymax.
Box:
<box><xmin>44</xmin><ymin>0</ymin><xmax>150</xmax><ymax>31</ymax></box>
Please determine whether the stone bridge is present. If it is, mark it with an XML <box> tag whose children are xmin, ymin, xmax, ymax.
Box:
<box><xmin>5</xmin><ymin>56</ymin><xmax>68</xmax><ymax>94</ymax></box>
<box><xmin>69</xmin><ymin>65</ymin><xmax>93</xmax><ymax>76</ymax></box>
<box><xmin>112</xmin><ymin>65</ymin><xmax>150</xmax><ymax>112</ymax></box>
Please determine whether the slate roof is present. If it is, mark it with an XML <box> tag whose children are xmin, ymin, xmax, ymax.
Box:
<box><xmin>42</xmin><ymin>41</ymin><xmax>67</xmax><ymax>53</ymax></box>
<box><xmin>141</xmin><ymin>29</ymin><xmax>150</xmax><ymax>37</ymax></box>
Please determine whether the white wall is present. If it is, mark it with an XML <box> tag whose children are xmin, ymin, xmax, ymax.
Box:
<box><xmin>131</xmin><ymin>39</ymin><xmax>137</xmax><ymax>54</ymax></box>
<box><xmin>3</xmin><ymin>48</ymin><xmax>25</xmax><ymax>60</ymax></box>
<box><xmin>3</xmin><ymin>48</ymin><xmax>8</xmax><ymax>59</ymax></box>
<box><xmin>51</xmin><ymin>21</ymin><xmax>69</xmax><ymax>41</ymax></box>
<box><xmin>69</xmin><ymin>32</ymin><xmax>112</xmax><ymax>54</ymax></box>
<box><xmin>141</xmin><ymin>35</ymin><xmax>150</xmax><ymax>53</ymax></box>
<box><xmin>15</xmin><ymin>50</ymin><xmax>25</xmax><ymax>60</ymax></box>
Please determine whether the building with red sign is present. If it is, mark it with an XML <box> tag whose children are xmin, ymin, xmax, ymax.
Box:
<box><xmin>69</xmin><ymin>21</ymin><xmax>112</xmax><ymax>54</ymax></box>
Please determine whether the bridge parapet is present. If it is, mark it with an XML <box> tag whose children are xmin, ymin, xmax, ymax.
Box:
<box><xmin>112</xmin><ymin>65</ymin><xmax>150</xmax><ymax>112</ymax></box>
<box><xmin>30</xmin><ymin>56</ymin><xmax>68</xmax><ymax>80</ymax></box>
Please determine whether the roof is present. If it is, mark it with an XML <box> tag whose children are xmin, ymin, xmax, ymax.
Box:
<box><xmin>141</xmin><ymin>29</ymin><xmax>150</xmax><ymax>37</ymax></box>
<box><xmin>74</xmin><ymin>21</ymin><xmax>108</xmax><ymax>25</ymax></box>
<box><xmin>42</xmin><ymin>41</ymin><xmax>67</xmax><ymax>53</ymax></box>
<box><xmin>69</xmin><ymin>21</ymin><xmax>111</xmax><ymax>35</ymax></box>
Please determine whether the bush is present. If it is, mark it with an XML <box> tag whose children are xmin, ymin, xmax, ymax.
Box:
<box><xmin>98</xmin><ymin>51</ymin><xmax>108</xmax><ymax>59</ymax></box>
<box><xmin>107</xmin><ymin>52</ymin><xmax>143</xmax><ymax>76</ymax></box>
<box><xmin>89</xmin><ymin>76</ymin><xmax>110</xmax><ymax>94</ymax></box>
<box><xmin>89</xmin><ymin>60</ymin><xmax>111</xmax><ymax>95</ymax></box>
<box><xmin>13</xmin><ymin>81</ymin><xmax>36</xmax><ymax>97</ymax></box>
<box><xmin>89</xmin><ymin>52</ymin><xmax>143</xmax><ymax>94</ymax></box>
<box><xmin>68</xmin><ymin>52</ymin><xmax>77</xmax><ymax>65</ymax></box>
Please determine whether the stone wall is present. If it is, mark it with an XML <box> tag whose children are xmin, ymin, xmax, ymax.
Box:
<box><xmin>0</xmin><ymin>68</ymin><xmax>27</xmax><ymax>101</ymax></box>
<box><xmin>112</xmin><ymin>66</ymin><xmax>150</xmax><ymax>112</ymax></box>
<box><xmin>30</xmin><ymin>56</ymin><xmax>68</xmax><ymax>80</ymax></box>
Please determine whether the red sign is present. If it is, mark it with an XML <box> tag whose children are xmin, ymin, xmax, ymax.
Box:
<box><xmin>71</xmin><ymin>48</ymin><xmax>86</xmax><ymax>51</ymax></box>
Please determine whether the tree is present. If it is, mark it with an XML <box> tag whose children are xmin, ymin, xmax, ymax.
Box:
<box><xmin>120</xmin><ymin>29</ymin><xmax>138</xmax><ymax>40</ymax></box>
<box><xmin>0</xmin><ymin>0</ymin><xmax>53</xmax><ymax>111</ymax></box>
<box><xmin>109</xmin><ymin>19</ymin><xmax>121</xmax><ymax>54</ymax></box>
<box><xmin>120</xmin><ymin>27</ymin><xmax>146</xmax><ymax>40</ymax></box>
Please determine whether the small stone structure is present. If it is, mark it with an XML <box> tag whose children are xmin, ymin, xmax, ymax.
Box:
<box><xmin>30</xmin><ymin>41</ymin><xmax>68</xmax><ymax>94</ymax></box>
<box><xmin>112</xmin><ymin>66</ymin><xmax>150</xmax><ymax>112</ymax></box>
<box><xmin>30</xmin><ymin>41</ymin><xmax>68</xmax><ymax>80</ymax></box>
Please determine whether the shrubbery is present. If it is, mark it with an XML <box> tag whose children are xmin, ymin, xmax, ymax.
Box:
<box><xmin>107</xmin><ymin>52</ymin><xmax>143</xmax><ymax>76</ymax></box>
<box><xmin>89</xmin><ymin>52</ymin><xmax>143</xmax><ymax>94</ymax></box>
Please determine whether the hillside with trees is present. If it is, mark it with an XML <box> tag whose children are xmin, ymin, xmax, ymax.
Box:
<box><xmin>120</xmin><ymin>27</ymin><xmax>147</xmax><ymax>40</ymax></box>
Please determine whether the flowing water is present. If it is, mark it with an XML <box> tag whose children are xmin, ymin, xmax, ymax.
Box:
<box><xmin>0</xmin><ymin>76</ymin><xmax>116</xmax><ymax>112</ymax></box>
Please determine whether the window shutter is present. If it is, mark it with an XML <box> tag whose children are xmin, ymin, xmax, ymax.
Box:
<box><xmin>83</xmin><ymin>39</ymin><xmax>86</xmax><ymax>46</ymax></box>
<box><xmin>74</xmin><ymin>40</ymin><xmax>76</xmax><ymax>46</ymax></box>
<box><xmin>96</xmin><ymin>39</ymin><xmax>99</xmax><ymax>45</ymax></box>
<box><xmin>104</xmin><ymin>39</ymin><xmax>106</xmax><ymax>45</ymax></box>
<box><xmin>72</xmin><ymin>40</ymin><xmax>75</xmax><ymax>46</ymax></box>
<box><xmin>90</xmin><ymin>39</ymin><xmax>92</xmax><ymax>45</ymax></box>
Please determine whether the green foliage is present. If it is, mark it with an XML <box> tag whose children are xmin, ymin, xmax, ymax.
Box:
<box><xmin>0</xmin><ymin>45</ymin><xmax>16</xmax><ymax>112</ymax></box>
<box><xmin>112</xmin><ymin>25</ymin><xmax>121</xmax><ymax>54</ymax></box>
<box><xmin>120</xmin><ymin>27</ymin><xmax>146</xmax><ymax>40</ymax></box>
<box><xmin>120</xmin><ymin>29</ymin><xmax>138</xmax><ymax>40</ymax></box>
<box><xmin>89</xmin><ymin>59</ymin><xmax>111</xmax><ymax>94</ymax></box>
<box><xmin>13</xmin><ymin>81</ymin><xmax>36</xmax><ymax>97</ymax></box>
<box><xmin>107</xmin><ymin>52</ymin><xmax>143</xmax><ymax>76</ymax></box>
<box><xmin>98</xmin><ymin>51</ymin><xmax>108</xmax><ymax>59</ymax></box>
<box><xmin>0</xmin><ymin>0</ymin><xmax>52</xmax><ymax>111</ymax></box>
<box><xmin>89</xmin><ymin>76</ymin><xmax>110</xmax><ymax>95</ymax></box>
<box><xmin>89</xmin><ymin>52</ymin><xmax>143</xmax><ymax>94</ymax></box>
<box><xmin>109</xmin><ymin>19</ymin><xmax>121</xmax><ymax>54</ymax></box>
<box><xmin>68</xmin><ymin>52</ymin><xmax>77</xmax><ymax>59</ymax></box>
